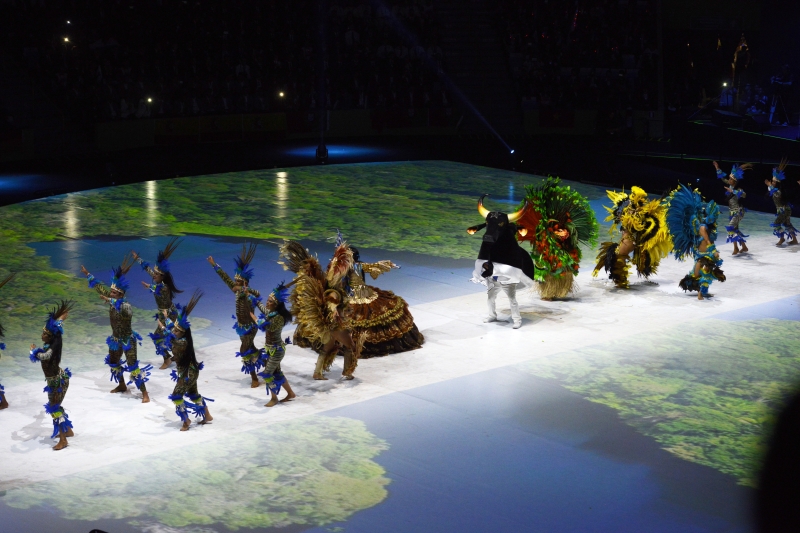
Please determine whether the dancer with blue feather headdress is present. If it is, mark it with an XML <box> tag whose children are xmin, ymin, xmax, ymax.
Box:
<box><xmin>160</xmin><ymin>290</ymin><xmax>213</xmax><ymax>431</ymax></box>
<box><xmin>132</xmin><ymin>237</ymin><xmax>184</xmax><ymax>369</ymax></box>
<box><xmin>251</xmin><ymin>281</ymin><xmax>297</xmax><ymax>406</ymax></box>
<box><xmin>667</xmin><ymin>184</ymin><xmax>726</xmax><ymax>300</ymax></box>
<box><xmin>29</xmin><ymin>300</ymin><xmax>75</xmax><ymax>450</ymax></box>
<box><xmin>207</xmin><ymin>243</ymin><xmax>263</xmax><ymax>388</ymax></box>
<box><xmin>81</xmin><ymin>255</ymin><xmax>150</xmax><ymax>402</ymax></box>
<box><xmin>0</xmin><ymin>273</ymin><xmax>15</xmax><ymax>411</ymax></box>
<box><xmin>714</xmin><ymin>161</ymin><xmax>750</xmax><ymax>255</ymax></box>
<box><xmin>765</xmin><ymin>158</ymin><xmax>799</xmax><ymax>246</ymax></box>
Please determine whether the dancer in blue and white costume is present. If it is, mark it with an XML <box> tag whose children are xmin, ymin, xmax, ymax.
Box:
<box><xmin>714</xmin><ymin>161</ymin><xmax>750</xmax><ymax>255</ymax></box>
<box><xmin>81</xmin><ymin>255</ymin><xmax>151</xmax><ymax>402</ymax></box>
<box><xmin>29</xmin><ymin>300</ymin><xmax>75</xmax><ymax>450</ymax></box>
<box><xmin>765</xmin><ymin>159</ymin><xmax>799</xmax><ymax>246</ymax></box>
<box><xmin>161</xmin><ymin>290</ymin><xmax>214</xmax><ymax>431</ymax></box>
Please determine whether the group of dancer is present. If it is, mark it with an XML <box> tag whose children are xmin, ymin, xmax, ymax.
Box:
<box><xmin>469</xmin><ymin>160</ymin><xmax>798</xmax><ymax>314</ymax></box>
<box><xmin>0</xmin><ymin>160</ymin><xmax>796</xmax><ymax>450</ymax></box>
<box><xmin>0</xmin><ymin>234</ymin><xmax>424</xmax><ymax>449</ymax></box>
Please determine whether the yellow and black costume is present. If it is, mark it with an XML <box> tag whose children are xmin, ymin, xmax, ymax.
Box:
<box><xmin>593</xmin><ymin>187</ymin><xmax>672</xmax><ymax>288</ymax></box>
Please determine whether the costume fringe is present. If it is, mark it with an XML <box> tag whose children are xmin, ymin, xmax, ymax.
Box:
<box><xmin>536</xmin><ymin>272</ymin><xmax>575</xmax><ymax>299</ymax></box>
<box><xmin>104</xmin><ymin>354</ymin><xmax>124</xmax><ymax>383</ymax></box>
<box><xmin>593</xmin><ymin>242</ymin><xmax>630</xmax><ymax>288</ymax></box>
<box><xmin>236</xmin><ymin>347</ymin><xmax>263</xmax><ymax>374</ymax></box>
<box><xmin>126</xmin><ymin>362</ymin><xmax>153</xmax><ymax>390</ymax></box>
<box><xmin>44</xmin><ymin>402</ymin><xmax>73</xmax><ymax>439</ymax></box>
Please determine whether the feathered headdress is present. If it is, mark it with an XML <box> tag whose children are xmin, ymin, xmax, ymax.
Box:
<box><xmin>667</xmin><ymin>184</ymin><xmax>718</xmax><ymax>260</ymax></box>
<box><xmin>174</xmin><ymin>290</ymin><xmax>203</xmax><ymax>332</ymax></box>
<box><xmin>773</xmin><ymin>157</ymin><xmax>789</xmax><ymax>181</ymax></box>
<box><xmin>234</xmin><ymin>243</ymin><xmax>257</xmax><ymax>282</ymax></box>
<box><xmin>154</xmin><ymin>237</ymin><xmax>182</xmax><ymax>274</ymax></box>
<box><xmin>326</xmin><ymin>241</ymin><xmax>354</xmax><ymax>287</ymax></box>
<box><xmin>44</xmin><ymin>300</ymin><xmax>74</xmax><ymax>336</ymax></box>
<box><xmin>0</xmin><ymin>273</ymin><xmax>15</xmax><ymax>340</ymax></box>
<box><xmin>109</xmin><ymin>254</ymin><xmax>135</xmax><ymax>294</ymax></box>
<box><xmin>729</xmin><ymin>163</ymin><xmax>752</xmax><ymax>181</ymax></box>
<box><xmin>271</xmin><ymin>281</ymin><xmax>291</xmax><ymax>304</ymax></box>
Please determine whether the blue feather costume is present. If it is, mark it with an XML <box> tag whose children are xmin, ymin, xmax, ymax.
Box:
<box><xmin>30</xmin><ymin>300</ymin><xmax>76</xmax><ymax>446</ymax></box>
<box><xmin>667</xmin><ymin>185</ymin><xmax>726</xmax><ymax>297</ymax></box>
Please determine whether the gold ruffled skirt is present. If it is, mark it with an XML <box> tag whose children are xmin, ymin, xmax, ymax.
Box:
<box><xmin>294</xmin><ymin>287</ymin><xmax>424</xmax><ymax>357</ymax></box>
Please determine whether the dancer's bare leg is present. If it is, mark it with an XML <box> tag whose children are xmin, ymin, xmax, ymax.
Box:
<box><xmin>280</xmin><ymin>381</ymin><xmax>297</xmax><ymax>402</ymax></box>
<box><xmin>250</xmin><ymin>370</ymin><xmax>259</xmax><ymax>388</ymax></box>
<box><xmin>53</xmin><ymin>431</ymin><xmax>68</xmax><ymax>451</ymax></box>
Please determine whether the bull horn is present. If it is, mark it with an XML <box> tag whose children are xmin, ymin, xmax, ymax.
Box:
<box><xmin>507</xmin><ymin>200</ymin><xmax>530</xmax><ymax>223</ymax></box>
<box><xmin>477</xmin><ymin>194</ymin><xmax>491</xmax><ymax>219</ymax></box>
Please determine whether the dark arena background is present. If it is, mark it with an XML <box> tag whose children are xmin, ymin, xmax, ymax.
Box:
<box><xmin>1</xmin><ymin>1</ymin><xmax>800</xmax><ymax>533</ymax></box>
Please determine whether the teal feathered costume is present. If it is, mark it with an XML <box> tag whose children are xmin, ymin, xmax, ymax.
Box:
<box><xmin>667</xmin><ymin>185</ymin><xmax>726</xmax><ymax>297</ymax></box>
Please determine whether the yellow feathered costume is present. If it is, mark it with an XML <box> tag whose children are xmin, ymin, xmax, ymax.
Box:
<box><xmin>592</xmin><ymin>186</ymin><xmax>672</xmax><ymax>288</ymax></box>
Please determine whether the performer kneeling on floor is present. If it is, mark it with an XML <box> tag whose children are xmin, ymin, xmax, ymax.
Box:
<box><xmin>29</xmin><ymin>300</ymin><xmax>75</xmax><ymax>450</ymax></box>
<box><xmin>467</xmin><ymin>194</ymin><xmax>535</xmax><ymax>329</ymax></box>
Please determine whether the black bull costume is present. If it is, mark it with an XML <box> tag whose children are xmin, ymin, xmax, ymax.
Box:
<box><xmin>468</xmin><ymin>195</ymin><xmax>536</xmax><ymax>328</ymax></box>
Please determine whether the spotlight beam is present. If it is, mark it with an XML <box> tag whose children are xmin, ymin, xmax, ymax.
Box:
<box><xmin>370</xmin><ymin>0</ymin><xmax>513</xmax><ymax>153</ymax></box>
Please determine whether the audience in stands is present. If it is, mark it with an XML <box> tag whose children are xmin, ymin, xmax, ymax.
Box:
<box><xmin>498</xmin><ymin>0</ymin><xmax>659</xmax><ymax>114</ymax></box>
<box><xmin>1</xmin><ymin>0</ymin><xmax>449</xmax><ymax>123</ymax></box>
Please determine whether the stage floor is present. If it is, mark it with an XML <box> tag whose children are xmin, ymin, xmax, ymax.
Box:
<box><xmin>0</xmin><ymin>161</ymin><xmax>798</xmax><ymax>532</ymax></box>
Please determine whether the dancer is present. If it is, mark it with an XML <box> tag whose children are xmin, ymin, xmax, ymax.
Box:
<box><xmin>207</xmin><ymin>244</ymin><xmax>263</xmax><ymax>387</ymax></box>
<box><xmin>29</xmin><ymin>300</ymin><xmax>75</xmax><ymax>450</ymax></box>
<box><xmin>293</xmin><ymin>234</ymin><xmax>424</xmax><ymax>357</ymax></box>
<box><xmin>252</xmin><ymin>282</ymin><xmax>296</xmax><ymax>406</ymax></box>
<box><xmin>0</xmin><ymin>273</ymin><xmax>15</xmax><ymax>410</ymax></box>
<box><xmin>161</xmin><ymin>290</ymin><xmax>213</xmax><ymax>430</ymax></box>
<box><xmin>467</xmin><ymin>195</ymin><xmax>535</xmax><ymax>329</ymax></box>
<box><xmin>279</xmin><ymin>240</ymin><xmax>358</xmax><ymax>380</ymax></box>
<box><xmin>766</xmin><ymin>159</ymin><xmax>799</xmax><ymax>246</ymax></box>
<box><xmin>132</xmin><ymin>238</ymin><xmax>183</xmax><ymax>369</ymax></box>
<box><xmin>516</xmin><ymin>176</ymin><xmax>599</xmax><ymax>299</ymax></box>
<box><xmin>81</xmin><ymin>257</ymin><xmax>151</xmax><ymax>402</ymax></box>
<box><xmin>714</xmin><ymin>161</ymin><xmax>750</xmax><ymax>255</ymax></box>
<box><xmin>593</xmin><ymin>186</ymin><xmax>672</xmax><ymax>289</ymax></box>
<box><xmin>667</xmin><ymin>184</ymin><xmax>726</xmax><ymax>300</ymax></box>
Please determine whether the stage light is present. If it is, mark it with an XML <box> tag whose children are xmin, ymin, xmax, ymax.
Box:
<box><xmin>510</xmin><ymin>149</ymin><xmax>515</xmax><ymax>154</ymax></box>
<box><xmin>723</xmin><ymin>82</ymin><xmax>727</xmax><ymax>87</ymax></box>
<box><xmin>147</xmin><ymin>97</ymin><xmax>152</xmax><ymax>103</ymax></box>
<box><xmin>279</xmin><ymin>92</ymin><xmax>285</xmax><ymax>98</ymax></box>
<box><xmin>66</xmin><ymin>20</ymin><xmax>71</xmax><ymax>24</ymax></box>
<box><xmin>64</xmin><ymin>37</ymin><xmax>69</xmax><ymax>42</ymax></box>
